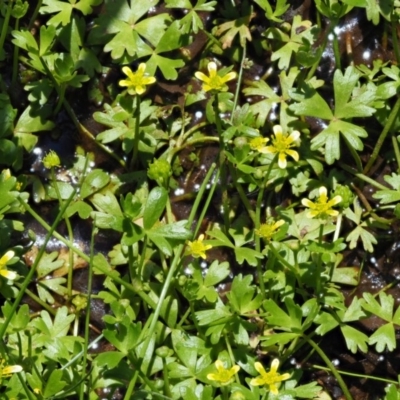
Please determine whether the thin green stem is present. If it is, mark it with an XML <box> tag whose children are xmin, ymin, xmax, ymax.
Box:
<box><xmin>392</xmin><ymin>132</ymin><xmax>400</xmax><ymax>174</ymax></box>
<box><xmin>255</xmin><ymin>155</ymin><xmax>278</xmax><ymax>299</ymax></box>
<box><xmin>214</xmin><ymin>93</ymin><xmax>230</xmax><ymax>231</ymax></box>
<box><xmin>194</xmin><ymin>164</ymin><xmax>219</xmax><ymax>238</ymax></box>
<box><xmin>53</xmin><ymin>84</ymin><xmax>66</xmax><ymax>115</ymax></box>
<box><xmin>230</xmin><ymin>43</ymin><xmax>246</xmax><ymax>123</ymax></box>
<box><xmin>312</xmin><ymin>363</ymin><xmax>398</xmax><ymax>385</ymax></box>
<box><xmin>316</xmin><ymin>224</ymin><xmax>324</xmax><ymax>297</ymax></box>
<box><xmin>332</xmin><ymin>32</ymin><xmax>342</xmax><ymax>70</ymax></box>
<box><xmin>305</xmin><ymin>337</ymin><xmax>352</xmax><ymax>400</ymax></box>
<box><xmin>28</xmin><ymin>0</ymin><xmax>43</xmax><ymax>31</ymax></box>
<box><xmin>131</xmin><ymin>94</ymin><xmax>141</xmax><ymax>170</ymax></box>
<box><xmin>364</xmin><ymin>96</ymin><xmax>400</xmax><ymax>175</ymax></box>
<box><xmin>0</xmin><ymin>0</ymin><xmax>12</xmax><ymax>55</ymax></box>
<box><xmin>391</xmin><ymin>18</ymin><xmax>400</xmax><ymax>66</ymax></box>
<box><xmin>11</xmin><ymin>18</ymin><xmax>20</xmax><ymax>91</ymax></box>
<box><xmin>136</xmin><ymin>162</ymin><xmax>217</xmax><ymax>378</ymax></box>
<box><xmin>14</xmin><ymin>283</ymin><xmax>56</xmax><ymax>316</ymax></box>
<box><xmin>224</xmin><ymin>336</ymin><xmax>241</xmax><ymax>384</ymax></box>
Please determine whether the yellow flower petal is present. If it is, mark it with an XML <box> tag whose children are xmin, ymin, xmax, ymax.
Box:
<box><xmin>278</xmin><ymin>152</ymin><xmax>287</xmax><ymax>168</ymax></box>
<box><xmin>119</xmin><ymin>64</ymin><xmax>155</xmax><ymax>95</ymax></box>
<box><xmin>2</xmin><ymin>365</ymin><xmax>22</xmax><ymax>375</ymax></box>
<box><xmin>0</xmin><ymin>269</ymin><xmax>17</xmax><ymax>280</ymax></box>
<box><xmin>195</xmin><ymin>61</ymin><xmax>237</xmax><ymax>92</ymax></box>
<box><xmin>302</xmin><ymin>187</ymin><xmax>342</xmax><ymax>219</ymax></box>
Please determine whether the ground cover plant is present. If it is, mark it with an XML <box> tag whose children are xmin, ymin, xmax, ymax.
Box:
<box><xmin>2</xmin><ymin>0</ymin><xmax>400</xmax><ymax>399</ymax></box>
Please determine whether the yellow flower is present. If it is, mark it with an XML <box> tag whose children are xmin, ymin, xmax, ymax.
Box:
<box><xmin>256</xmin><ymin>219</ymin><xmax>285</xmax><ymax>241</ymax></box>
<box><xmin>195</xmin><ymin>61</ymin><xmax>237</xmax><ymax>92</ymax></box>
<box><xmin>119</xmin><ymin>63</ymin><xmax>156</xmax><ymax>95</ymax></box>
<box><xmin>249</xmin><ymin>137</ymin><xmax>269</xmax><ymax>151</ymax></box>
<box><xmin>250</xmin><ymin>359</ymin><xmax>290</xmax><ymax>395</ymax></box>
<box><xmin>301</xmin><ymin>187</ymin><xmax>342</xmax><ymax>219</ymax></box>
<box><xmin>186</xmin><ymin>234</ymin><xmax>212</xmax><ymax>259</ymax></box>
<box><xmin>207</xmin><ymin>359</ymin><xmax>240</xmax><ymax>385</ymax></box>
<box><xmin>259</xmin><ymin>125</ymin><xmax>300</xmax><ymax>168</ymax></box>
<box><xmin>43</xmin><ymin>150</ymin><xmax>61</xmax><ymax>169</ymax></box>
<box><xmin>0</xmin><ymin>359</ymin><xmax>22</xmax><ymax>379</ymax></box>
<box><xmin>0</xmin><ymin>251</ymin><xmax>17</xmax><ymax>280</ymax></box>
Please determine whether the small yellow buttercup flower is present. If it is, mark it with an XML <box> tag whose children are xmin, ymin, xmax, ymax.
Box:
<box><xmin>259</xmin><ymin>125</ymin><xmax>300</xmax><ymax>168</ymax></box>
<box><xmin>186</xmin><ymin>234</ymin><xmax>212</xmax><ymax>259</ymax></box>
<box><xmin>43</xmin><ymin>150</ymin><xmax>61</xmax><ymax>169</ymax></box>
<box><xmin>0</xmin><ymin>360</ymin><xmax>22</xmax><ymax>379</ymax></box>
<box><xmin>119</xmin><ymin>64</ymin><xmax>156</xmax><ymax>95</ymax></box>
<box><xmin>0</xmin><ymin>251</ymin><xmax>17</xmax><ymax>280</ymax></box>
<box><xmin>249</xmin><ymin>137</ymin><xmax>269</xmax><ymax>151</ymax></box>
<box><xmin>250</xmin><ymin>359</ymin><xmax>290</xmax><ymax>395</ymax></box>
<box><xmin>301</xmin><ymin>187</ymin><xmax>342</xmax><ymax>219</ymax></box>
<box><xmin>256</xmin><ymin>219</ymin><xmax>285</xmax><ymax>241</ymax></box>
<box><xmin>207</xmin><ymin>360</ymin><xmax>240</xmax><ymax>385</ymax></box>
<box><xmin>195</xmin><ymin>61</ymin><xmax>237</xmax><ymax>92</ymax></box>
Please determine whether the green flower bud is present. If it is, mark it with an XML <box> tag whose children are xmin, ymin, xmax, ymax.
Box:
<box><xmin>332</xmin><ymin>184</ymin><xmax>354</xmax><ymax>209</ymax></box>
<box><xmin>156</xmin><ymin>346</ymin><xmax>173</xmax><ymax>358</ymax></box>
<box><xmin>43</xmin><ymin>150</ymin><xmax>61</xmax><ymax>169</ymax></box>
<box><xmin>148</xmin><ymin>159</ymin><xmax>172</xmax><ymax>187</ymax></box>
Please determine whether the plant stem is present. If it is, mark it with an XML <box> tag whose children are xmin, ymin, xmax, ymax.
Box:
<box><xmin>131</xmin><ymin>94</ymin><xmax>141</xmax><ymax>170</ymax></box>
<box><xmin>213</xmin><ymin>93</ymin><xmax>230</xmax><ymax>231</ymax></box>
<box><xmin>305</xmin><ymin>337</ymin><xmax>352</xmax><ymax>400</ymax></box>
<box><xmin>392</xmin><ymin>132</ymin><xmax>400</xmax><ymax>174</ymax></box>
<box><xmin>364</xmin><ymin>96</ymin><xmax>400</xmax><ymax>175</ymax></box>
<box><xmin>135</xmin><ymin>162</ymin><xmax>218</xmax><ymax>377</ymax></box>
<box><xmin>230</xmin><ymin>43</ymin><xmax>246</xmax><ymax>123</ymax></box>
<box><xmin>0</xmin><ymin>0</ymin><xmax>12</xmax><ymax>56</ymax></box>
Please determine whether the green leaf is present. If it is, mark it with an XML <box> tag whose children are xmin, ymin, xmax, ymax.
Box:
<box><xmin>341</xmin><ymin>324</ymin><xmax>369</xmax><ymax>353</ymax></box>
<box><xmin>373</xmin><ymin>173</ymin><xmax>400</xmax><ymax>204</ymax></box>
<box><xmin>80</xmin><ymin>169</ymin><xmax>110</xmax><ymax>199</ymax></box>
<box><xmin>253</xmin><ymin>0</ymin><xmax>289</xmax><ymax>22</ymax></box>
<box><xmin>36</xmin><ymin>251</ymin><xmax>65</xmax><ymax>278</ymax></box>
<box><xmin>203</xmin><ymin>260</ymin><xmax>230</xmax><ymax>287</ymax></box>
<box><xmin>89</xmin><ymin>0</ymin><xmax>169</xmax><ymax>61</ymax></box>
<box><xmin>369</xmin><ymin>323</ymin><xmax>396</xmax><ymax>352</ymax></box>
<box><xmin>14</xmin><ymin>105</ymin><xmax>55</xmax><ymax>133</ymax></box>
<box><xmin>290</xmin><ymin>66</ymin><xmax>376</xmax><ymax>164</ymax></box>
<box><xmin>41</xmin><ymin>0</ymin><xmax>102</xmax><ymax>27</ymax></box>
<box><xmin>66</xmin><ymin>200</ymin><xmax>92</xmax><ymax>218</ymax></box>
<box><xmin>143</xmin><ymin>187</ymin><xmax>168</xmax><ymax>230</ymax></box>
<box><xmin>226</xmin><ymin>275</ymin><xmax>262</xmax><ymax>314</ymax></box>
<box><xmin>264</xmin><ymin>298</ymin><xmax>302</xmax><ymax>332</ymax></box>
<box><xmin>95</xmin><ymin>351</ymin><xmax>125</xmax><ymax>369</ymax></box>
<box><xmin>332</xmin><ymin>266</ymin><xmax>360</xmax><ymax>286</ymax></box>
<box><xmin>266</xmin><ymin>15</ymin><xmax>317</xmax><ymax>70</ymax></box>
<box><xmin>43</xmin><ymin>369</ymin><xmax>67</xmax><ymax>397</ymax></box>
<box><xmin>362</xmin><ymin>292</ymin><xmax>394</xmax><ymax>322</ymax></box>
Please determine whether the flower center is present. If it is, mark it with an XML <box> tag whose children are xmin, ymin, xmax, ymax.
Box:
<box><xmin>264</xmin><ymin>371</ymin><xmax>279</xmax><ymax>384</ymax></box>
<box><xmin>250</xmin><ymin>137</ymin><xmax>267</xmax><ymax>150</ymax></box>
<box><xmin>257</xmin><ymin>224</ymin><xmax>275</xmax><ymax>239</ymax></box>
<box><xmin>191</xmin><ymin>242</ymin><xmax>206</xmax><ymax>256</ymax></box>
<box><xmin>208</xmin><ymin>75</ymin><xmax>225</xmax><ymax>90</ymax></box>
<box><xmin>218</xmin><ymin>370</ymin><xmax>232</xmax><ymax>383</ymax></box>
<box><xmin>272</xmin><ymin>136</ymin><xmax>291</xmax><ymax>152</ymax></box>
<box><xmin>130</xmin><ymin>74</ymin><xmax>144</xmax><ymax>86</ymax></box>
